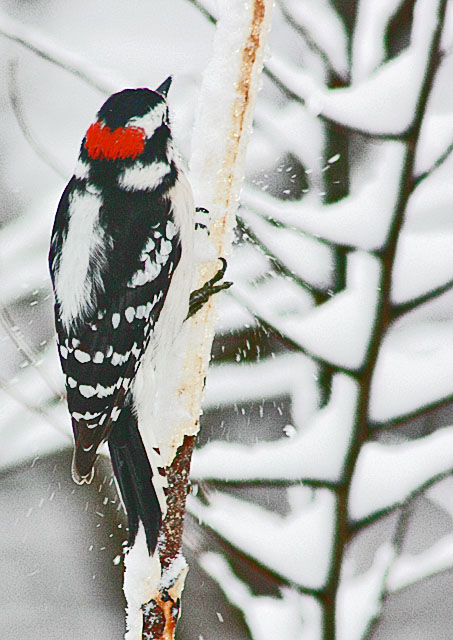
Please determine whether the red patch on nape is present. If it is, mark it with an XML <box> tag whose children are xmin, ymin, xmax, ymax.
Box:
<box><xmin>84</xmin><ymin>121</ymin><xmax>146</xmax><ymax>161</ymax></box>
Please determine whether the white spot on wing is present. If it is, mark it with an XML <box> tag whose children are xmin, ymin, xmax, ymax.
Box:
<box><xmin>93</xmin><ymin>351</ymin><xmax>104</xmax><ymax>364</ymax></box>
<box><xmin>165</xmin><ymin>220</ymin><xmax>177</xmax><ymax>239</ymax></box>
<box><xmin>79</xmin><ymin>385</ymin><xmax>96</xmax><ymax>398</ymax></box>
<box><xmin>136</xmin><ymin>305</ymin><xmax>146</xmax><ymax>319</ymax></box>
<box><xmin>125</xmin><ymin>307</ymin><xmax>135</xmax><ymax>323</ymax></box>
<box><xmin>111</xmin><ymin>351</ymin><xmax>130</xmax><ymax>366</ymax></box>
<box><xmin>141</xmin><ymin>237</ymin><xmax>155</xmax><ymax>256</ymax></box>
<box><xmin>74</xmin><ymin>349</ymin><xmax>91</xmax><ymax>363</ymax></box>
<box><xmin>160</xmin><ymin>239</ymin><xmax>173</xmax><ymax>255</ymax></box>
<box><xmin>144</xmin><ymin>258</ymin><xmax>161</xmax><ymax>278</ymax></box>
<box><xmin>96</xmin><ymin>383</ymin><xmax>116</xmax><ymax>398</ymax></box>
<box><xmin>111</xmin><ymin>406</ymin><xmax>121</xmax><ymax>422</ymax></box>
<box><xmin>72</xmin><ymin>410</ymin><xmax>102</xmax><ymax>420</ymax></box>
<box><xmin>112</xmin><ymin>313</ymin><xmax>120</xmax><ymax>329</ymax></box>
<box><xmin>156</xmin><ymin>252</ymin><xmax>169</xmax><ymax>265</ymax></box>
<box><xmin>128</xmin><ymin>270</ymin><xmax>147</xmax><ymax>288</ymax></box>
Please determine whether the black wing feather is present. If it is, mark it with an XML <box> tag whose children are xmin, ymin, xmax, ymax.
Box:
<box><xmin>51</xmin><ymin>178</ymin><xmax>181</xmax><ymax>482</ymax></box>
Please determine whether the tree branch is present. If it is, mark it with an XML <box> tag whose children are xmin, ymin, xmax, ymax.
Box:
<box><xmin>236</xmin><ymin>214</ymin><xmax>329</xmax><ymax>304</ymax></box>
<box><xmin>390</xmin><ymin>278</ymin><xmax>453</xmax><ymax>321</ymax></box>
<box><xmin>121</xmin><ymin>2</ymin><xmax>275</xmax><ymax>638</ymax></box>
<box><xmin>0</xmin><ymin>11</ymin><xmax>120</xmax><ymax>94</ymax></box>
<box><xmin>8</xmin><ymin>58</ymin><xmax>68</xmax><ymax>179</ymax></box>
<box><xmin>350</xmin><ymin>467</ymin><xmax>453</xmax><ymax>535</ymax></box>
<box><xmin>277</xmin><ymin>0</ymin><xmax>342</xmax><ymax>82</ymax></box>
<box><xmin>413</xmin><ymin>139</ymin><xmax>453</xmax><ymax>187</ymax></box>
<box><xmin>324</xmin><ymin>2</ymin><xmax>449</xmax><ymax>636</ymax></box>
<box><xmin>371</xmin><ymin>392</ymin><xmax>453</xmax><ymax>430</ymax></box>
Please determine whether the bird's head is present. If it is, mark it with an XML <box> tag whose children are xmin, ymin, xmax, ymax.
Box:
<box><xmin>84</xmin><ymin>78</ymin><xmax>172</xmax><ymax>162</ymax></box>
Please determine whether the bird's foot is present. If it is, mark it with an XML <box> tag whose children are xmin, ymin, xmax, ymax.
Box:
<box><xmin>187</xmin><ymin>258</ymin><xmax>232</xmax><ymax>319</ymax></box>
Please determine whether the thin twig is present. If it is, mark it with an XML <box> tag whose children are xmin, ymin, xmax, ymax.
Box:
<box><xmin>390</xmin><ymin>278</ymin><xmax>453</xmax><ymax>320</ymax></box>
<box><xmin>188</xmin><ymin>509</ymin><xmax>325</xmax><ymax>598</ymax></box>
<box><xmin>195</xmin><ymin>476</ymin><xmax>340</xmax><ymax>490</ymax></box>
<box><xmin>413</xmin><ymin>139</ymin><xmax>453</xmax><ymax>187</ymax></box>
<box><xmin>277</xmin><ymin>0</ymin><xmax>341</xmax><ymax>81</ymax></box>
<box><xmin>351</xmin><ymin>466</ymin><xmax>453</xmax><ymax>535</ymax></box>
<box><xmin>236</xmin><ymin>214</ymin><xmax>328</xmax><ymax>303</ymax></box>
<box><xmin>0</xmin><ymin>374</ymin><xmax>69</xmax><ymax>439</ymax></box>
<box><xmin>371</xmin><ymin>392</ymin><xmax>453</xmax><ymax>430</ymax></box>
<box><xmin>8</xmin><ymin>58</ymin><xmax>68</xmax><ymax>179</ymax></box>
<box><xmin>0</xmin><ymin>302</ymin><xmax>64</xmax><ymax>401</ymax></box>
<box><xmin>187</xmin><ymin>0</ymin><xmax>216</xmax><ymax>23</ymax></box>
<box><xmin>0</xmin><ymin>11</ymin><xmax>117</xmax><ymax>93</ymax></box>
<box><xmin>229</xmin><ymin>286</ymin><xmax>354</xmax><ymax>376</ymax></box>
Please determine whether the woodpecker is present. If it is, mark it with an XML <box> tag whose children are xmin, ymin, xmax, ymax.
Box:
<box><xmin>49</xmin><ymin>78</ymin><xmax>228</xmax><ymax>553</ymax></box>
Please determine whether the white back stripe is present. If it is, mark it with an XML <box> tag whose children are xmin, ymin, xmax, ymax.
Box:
<box><xmin>55</xmin><ymin>189</ymin><xmax>104</xmax><ymax>331</ymax></box>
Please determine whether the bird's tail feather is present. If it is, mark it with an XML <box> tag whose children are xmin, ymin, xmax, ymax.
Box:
<box><xmin>108</xmin><ymin>404</ymin><xmax>162</xmax><ymax>554</ymax></box>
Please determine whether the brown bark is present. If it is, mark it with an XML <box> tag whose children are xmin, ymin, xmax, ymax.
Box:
<box><xmin>141</xmin><ymin>437</ymin><xmax>194</xmax><ymax>639</ymax></box>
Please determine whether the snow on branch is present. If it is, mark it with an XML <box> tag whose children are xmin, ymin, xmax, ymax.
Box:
<box><xmin>370</xmin><ymin>316</ymin><xmax>453</xmax><ymax>423</ymax></box>
<box><xmin>267</xmin><ymin>251</ymin><xmax>380</xmax><ymax>371</ymax></box>
<box><xmin>193</xmin><ymin>373</ymin><xmax>358</xmax><ymax>483</ymax></box>
<box><xmin>336</xmin><ymin>544</ymin><xmax>396</xmax><ymax>640</ymax></box>
<box><xmin>387</xmin><ymin>533</ymin><xmax>453</xmax><ymax>593</ymax></box>
<box><xmin>240</xmin><ymin>206</ymin><xmax>336</xmax><ymax>290</ymax></box>
<box><xmin>122</xmin><ymin>2</ymin><xmax>274</xmax><ymax>638</ymax></box>
<box><xmin>351</xmin><ymin>0</ymin><xmax>406</xmax><ymax>81</ymax></box>
<box><xmin>414</xmin><ymin>112</ymin><xmax>453</xmax><ymax>176</ymax></box>
<box><xmin>0</xmin><ymin>10</ymin><xmax>124</xmax><ymax>94</ymax></box>
<box><xmin>200</xmin><ymin>552</ymin><xmax>323</xmax><ymax>640</ymax></box>
<box><xmin>203</xmin><ymin>352</ymin><xmax>319</xmax><ymax>413</ymax></box>
<box><xmin>242</xmin><ymin>139</ymin><xmax>406</xmax><ymax>252</ymax></box>
<box><xmin>268</xmin><ymin>0</ymin><xmax>443</xmax><ymax>137</ymax></box>
<box><xmin>349</xmin><ymin>426</ymin><xmax>453</xmax><ymax>521</ymax></box>
<box><xmin>189</xmin><ymin>487</ymin><xmax>335</xmax><ymax>589</ymax></box>
<box><xmin>280</xmin><ymin>0</ymin><xmax>349</xmax><ymax>79</ymax></box>
<box><xmin>391</xmin><ymin>226</ymin><xmax>453</xmax><ymax>305</ymax></box>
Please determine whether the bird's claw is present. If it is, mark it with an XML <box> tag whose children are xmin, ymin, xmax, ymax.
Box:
<box><xmin>187</xmin><ymin>258</ymin><xmax>232</xmax><ymax>319</ymax></box>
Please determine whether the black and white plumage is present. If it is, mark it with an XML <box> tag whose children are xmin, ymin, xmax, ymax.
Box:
<box><xmin>49</xmin><ymin>78</ymin><xmax>195</xmax><ymax>553</ymax></box>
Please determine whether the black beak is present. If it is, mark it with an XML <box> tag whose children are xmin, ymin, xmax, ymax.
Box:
<box><xmin>156</xmin><ymin>76</ymin><xmax>172</xmax><ymax>97</ymax></box>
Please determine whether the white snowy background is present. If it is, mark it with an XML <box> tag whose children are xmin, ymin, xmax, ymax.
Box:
<box><xmin>0</xmin><ymin>0</ymin><xmax>453</xmax><ymax>638</ymax></box>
